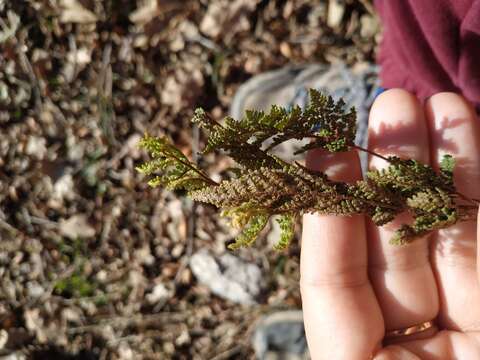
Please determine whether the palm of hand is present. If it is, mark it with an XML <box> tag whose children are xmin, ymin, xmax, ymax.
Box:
<box><xmin>301</xmin><ymin>90</ymin><xmax>480</xmax><ymax>359</ymax></box>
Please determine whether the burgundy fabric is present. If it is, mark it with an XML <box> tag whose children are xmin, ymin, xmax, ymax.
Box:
<box><xmin>375</xmin><ymin>0</ymin><xmax>480</xmax><ymax>105</ymax></box>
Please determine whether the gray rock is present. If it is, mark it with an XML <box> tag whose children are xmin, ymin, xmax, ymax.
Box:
<box><xmin>252</xmin><ymin>311</ymin><xmax>309</xmax><ymax>360</ymax></box>
<box><xmin>230</xmin><ymin>63</ymin><xmax>379</xmax><ymax>173</ymax></box>
<box><xmin>146</xmin><ymin>283</ymin><xmax>173</xmax><ymax>307</ymax></box>
<box><xmin>25</xmin><ymin>136</ymin><xmax>47</xmax><ymax>160</ymax></box>
<box><xmin>26</xmin><ymin>282</ymin><xmax>44</xmax><ymax>298</ymax></box>
<box><xmin>190</xmin><ymin>249</ymin><xmax>264</xmax><ymax>305</ymax></box>
<box><xmin>59</xmin><ymin>214</ymin><xmax>95</xmax><ymax>239</ymax></box>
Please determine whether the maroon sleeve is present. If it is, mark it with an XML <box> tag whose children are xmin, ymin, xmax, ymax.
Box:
<box><xmin>375</xmin><ymin>0</ymin><xmax>480</xmax><ymax>105</ymax></box>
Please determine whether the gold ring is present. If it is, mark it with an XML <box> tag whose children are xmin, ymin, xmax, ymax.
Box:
<box><xmin>384</xmin><ymin>320</ymin><xmax>436</xmax><ymax>339</ymax></box>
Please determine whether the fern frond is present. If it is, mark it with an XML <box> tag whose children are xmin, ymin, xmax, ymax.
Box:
<box><xmin>439</xmin><ymin>154</ymin><xmax>455</xmax><ymax>187</ymax></box>
<box><xmin>136</xmin><ymin>134</ymin><xmax>216</xmax><ymax>191</ymax></box>
<box><xmin>191</xmin><ymin>90</ymin><xmax>357</xmax><ymax>169</ymax></box>
<box><xmin>440</xmin><ymin>154</ymin><xmax>455</xmax><ymax>174</ymax></box>
<box><xmin>390</xmin><ymin>205</ymin><xmax>458</xmax><ymax>245</ymax></box>
<box><xmin>227</xmin><ymin>213</ymin><xmax>269</xmax><ymax>250</ymax></box>
<box><xmin>137</xmin><ymin>90</ymin><xmax>478</xmax><ymax>250</ymax></box>
<box><xmin>367</xmin><ymin>156</ymin><xmax>455</xmax><ymax>196</ymax></box>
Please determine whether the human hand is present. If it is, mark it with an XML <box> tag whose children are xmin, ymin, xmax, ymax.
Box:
<box><xmin>301</xmin><ymin>90</ymin><xmax>480</xmax><ymax>359</ymax></box>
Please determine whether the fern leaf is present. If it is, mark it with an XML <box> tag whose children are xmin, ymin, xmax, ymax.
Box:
<box><xmin>136</xmin><ymin>134</ymin><xmax>215</xmax><ymax>191</ymax></box>
<box><xmin>273</xmin><ymin>213</ymin><xmax>297</xmax><ymax>250</ymax></box>
<box><xmin>228</xmin><ymin>213</ymin><xmax>269</xmax><ymax>250</ymax></box>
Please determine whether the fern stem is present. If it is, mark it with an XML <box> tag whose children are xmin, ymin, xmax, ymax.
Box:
<box><xmin>170</xmin><ymin>153</ymin><xmax>219</xmax><ymax>186</ymax></box>
<box><xmin>349</xmin><ymin>144</ymin><xmax>391</xmax><ymax>162</ymax></box>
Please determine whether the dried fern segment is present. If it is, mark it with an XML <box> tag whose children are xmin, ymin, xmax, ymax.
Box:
<box><xmin>137</xmin><ymin>89</ymin><xmax>478</xmax><ymax>249</ymax></box>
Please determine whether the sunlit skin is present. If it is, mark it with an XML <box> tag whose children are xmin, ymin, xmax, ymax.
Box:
<box><xmin>301</xmin><ymin>90</ymin><xmax>480</xmax><ymax>359</ymax></box>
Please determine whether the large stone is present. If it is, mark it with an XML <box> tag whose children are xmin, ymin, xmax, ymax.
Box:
<box><xmin>190</xmin><ymin>249</ymin><xmax>264</xmax><ymax>305</ymax></box>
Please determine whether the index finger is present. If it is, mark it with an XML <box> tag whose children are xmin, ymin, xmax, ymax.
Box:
<box><xmin>301</xmin><ymin>149</ymin><xmax>384</xmax><ymax>359</ymax></box>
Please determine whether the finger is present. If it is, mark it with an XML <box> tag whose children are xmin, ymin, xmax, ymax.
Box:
<box><xmin>374</xmin><ymin>345</ymin><xmax>421</xmax><ymax>359</ymax></box>
<box><xmin>367</xmin><ymin>89</ymin><xmax>439</xmax><ymax>331</ymax></box>
<box><xmin>425</xmin><ymin>92</ymin><xmax>480</xmax><ymax>331</ymax></box>
<box><xmin>301</xmin><ymin>149</ymin><xmax>383</xmax><ymax>359</ymax></box>
<box><xmin>390</xmin><ymin>331</ymin><xmax>480</xmax><ymax>359</ymax></box>
<box><xmin>478</xmin><ymin>207</ymin><xmax>480</xmax><ymax>283</ymax></box>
